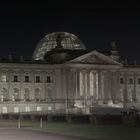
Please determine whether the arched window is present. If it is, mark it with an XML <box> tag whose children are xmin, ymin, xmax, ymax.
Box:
<box><xmin>1</xmin><ymin>88</ymin><xmax>8</xmax><ymax>101</ymax></box>
<box><xmin>129</xmin><ymin>78</ymin><xmax>133</xmax><ymax>84</ymax></box>
<box><xmin>12</xmin><ymin>88</ymin><xmax>19</xmax><ymax>101</ymax></box>
<box><xmin>1</xmin><ymin>75</ymin><xmax>7</xmax><ymax>82</ymax></box>
<box><xmin>2</xmin><ymin>106</ymin><xmax>8</xmax><ymax>113</ymax></box>
<box><xmin>34</xmin><ymin>88</ymin><xmax>41</xmax><ymax>102</ymax></box>
<box><xmin>120</xmin><ymin>77</ymin><xmax>124</xmax><ymax>84</ymax></box>
<box><xmin>46</xmin><ymin>87</ymin><xmax>52</xmax><ymax>98</ymax></box>
<box><xmin>24</xmin><ymin>88</ymin><xmax>30</xmax><ymax>101</ymax></box>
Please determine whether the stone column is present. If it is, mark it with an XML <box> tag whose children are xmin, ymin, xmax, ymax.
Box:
<box><xmin>9</xmin><ymin>70</ymin><xmax>13</xmax><ymax>101</ymax></box>
<box><xmin>84</xmin><ymin>71</ymin><xmax>88</xmax><ymax>100</ymax></box>
<box><xmin>79</xmin><ymin>71</ymin><xmax>84</xmax><ymax>97</ymax></box>
<box><xmin>124</xmin><ymin>73</ymin><xmax>128</xmax><ymax>103</ymax></box>
<box><xmin>95</xmin><ymin>71</ymin><xmax>99</xmax><ymax>100</ymax></box>
<box><xmin>75</xmin><ymin>70</ymin><xmax>78</xmax><ymax>98</ymax></box>
<box><xmin>86</xmin><ymin>70</ymin><xmax>90</xmax><ymax>99</ymax></box>
<box><xmin>61</xmin><ymin>69</ymin><xmax>67</xmax><ymax>99</ymax></box>
<box><xmin>19</xmin><ymin>70</ymin><xmax>22</xmax><ymax>101</ymax></box>
<box><xmin>83</xmin><ymin>70</ymin><xmax>89</xmax><ymax>114</ymax></box>
<box><xmin>111</xmin><ymin>71</ymin><xmax>120</xmax><ymax>103</ymax></box>
<box><xmin>133</xmin><ymin>73</ymin><xmax>137</xmax><ymax>102</ymax></box>
<box><xmin>89</xmin><ymin>71</ymin><xmax>94</xmax><ymax>102</ymax></box>
<box><xmin>98</xmin><ymin>70</ymin><xmax>104</xmax><ymax>104</ymax></box>
<box><xmin>104</xmin><ymin>71</ymin><xmax>112</xmax><ymax>104</ymax></box>
<box><xmin>65</xmin><ymin>69</ymin><xmax>69</xmax><ymax>114</ymax></box>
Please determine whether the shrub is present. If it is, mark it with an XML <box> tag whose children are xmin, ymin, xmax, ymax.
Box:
<box><xmin>122</xmin><ymin>115</ymin><xmax>138</xmax><ymax>126</ymax></box>
<box><xmin>66</xmin><ymin>114</ymin><xmax>72</xmax><ymax>123</ymax></box>
<box><xmin>89</xmin><ymin>115</ymin><xmax>98</xmax><ymax>124</ymax></box>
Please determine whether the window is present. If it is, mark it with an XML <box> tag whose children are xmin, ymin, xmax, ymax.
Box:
<box><xmin>90</xmin><ymin>72</ymin><xmax>94</xmax><ymax>96</ymax></box>
<box><xmin>47</xmin><ymin>106</ymin><xmax>52</xmax><ymax>111</ymax></box>
<box><xmin>14</xmin><ymin>76</ymin><xmax>18</xmax><ymax>82</ymax></box>
<box><xmin>129</xmin><ymin>78</ymin><xmax>133</xmax><ymax>84</ymax></box>
<box><xmin>14</xmin><ymin>107</ymin><xmax>19</xmax><ymax>113</ymax></box>
<box><xmin>25</xmin><ymin>107</ymin><xmax>30</xmax><ymax>112</ymax></box>
<box><xmin>25</xmin><ymin>76</ymin><xmax>29</xmax><ymax>82</ymax></box>
<box><xmin>46</xmin><ymin>87</ymin><xmax>52</xmax><ymax>98</ymax></box>
<box><xmin>36</xmin><ymin>76</ymin><xmax>40</xmax><ymax>83</ymax></box>
<box><xmin>120</xmin><ymin>78</ymin><xmax>124</xmax><ymax>84</ymax></box>
<box><xmin>37</xmin><ymin>106</ymin><xmax>42</xmax><ymax>111</ymax></box>
<box><xmin>24</xmin><ymin>88</ymin><xmax>30</xmax><ymax>101</ymax></box>
<box><xmin>46</xmin><ymin>76</ymin><xmax>51</xmax><ymax>83</ymax></box>
<box><xmin>34</xmin><ymin>88</ymin><xmax>40</xmax><ymax>102</ymax></box>
<box><xmin>1</xmin><ymin>75</ymin><xmax>7</xmax><ymax>82</ymax></box>
<box><xmin>0</xmin><ymin>95</ymin><xmax>3</xmax><ymax>102</ymax></box>
<box><xmin>1</xmin><ymin>88</ymin><xmax>8</xmax><ymax>101</ymax></box>
<box><xmin>13</xmin><ymin>88</ymin><xmax>19</xmax><ymax>101</ymax></box>
<box><xmin>2</xmin><ymin>107</ymin><xmax>7</xmax><ymax>113</ymax></box>
<box><xmin>138</xmin><ymin>78</ymin><xmax>140</xmax><ymax>84</ymax></box>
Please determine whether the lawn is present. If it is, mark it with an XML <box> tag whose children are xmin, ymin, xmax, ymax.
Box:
<box><xmin>0</xmin><ymin>120</ymin><xmax>140</xmax><ymax>140</ymax></box>
<box><xmin>26</xmin><ymin>122</ymin><xmax>140</xmax><ymax>140</ymax></box>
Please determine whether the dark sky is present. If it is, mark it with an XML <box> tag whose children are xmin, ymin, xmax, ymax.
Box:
<box><xmin>0</xmin><ymin>1</ymin><xmax>140</xmax><ymax>63</ymax></box>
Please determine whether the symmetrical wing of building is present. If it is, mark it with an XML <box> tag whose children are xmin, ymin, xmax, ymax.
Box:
<box><xmin>0</xmin><ymin>32</ymin><xmax>139</xmax><ymax>114</ymax></box>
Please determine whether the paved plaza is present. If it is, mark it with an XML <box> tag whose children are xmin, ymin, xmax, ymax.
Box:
<box><xmin>0</xmin><ymin>128</ymin><xmax>92</xmax><ymax>140</ymax></box>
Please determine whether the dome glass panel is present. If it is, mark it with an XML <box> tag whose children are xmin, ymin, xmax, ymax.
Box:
<box><xmin>33</xmin><ymin>32</ymin><xmax>86</xmax><ymax>60</ymax></box>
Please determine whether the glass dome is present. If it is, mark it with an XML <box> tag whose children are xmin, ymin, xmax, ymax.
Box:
<box><xmin>32</xmin><ymin>32</ymin><xmax>86</xmax><ymax>60</ymax></box>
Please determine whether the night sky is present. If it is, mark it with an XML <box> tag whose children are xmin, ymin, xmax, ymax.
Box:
<box><xmin>0</xmin><ymin>1</ymin><xmax>140</xmax><ymax>63</ymax></box>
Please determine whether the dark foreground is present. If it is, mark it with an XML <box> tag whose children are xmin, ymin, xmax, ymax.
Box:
<box><xmin>0</xmin><ymin>128</ymin><xmax>91</xmax><ymax>140</ymax></box>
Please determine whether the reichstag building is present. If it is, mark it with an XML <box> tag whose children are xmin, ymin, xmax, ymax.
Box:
<box><xmin>0</xmin><ymin>32</ymin><xmax>139</xmax><ymax>114</ymax></box>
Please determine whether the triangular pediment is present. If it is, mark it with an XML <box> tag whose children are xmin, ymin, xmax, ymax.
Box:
<box><xmin>68</xmin><ymin>51</ymin><xmax>121</xmax><ymax>65</ymax></box>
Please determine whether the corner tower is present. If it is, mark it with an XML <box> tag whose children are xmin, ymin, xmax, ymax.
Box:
<box><xmin>110</xmin><ymin>41</ymin><xmax>120</xmax><ymax>62</ymax></box>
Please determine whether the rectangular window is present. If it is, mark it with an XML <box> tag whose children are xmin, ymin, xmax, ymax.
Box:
<box><xmin>138</xmin><ymin>78</ymin><xmax>140</xmax><ymax>84</ymax></box>
<box><xmin>1</xmin><ymin>75</ymin><xmax>7</xmax><ymax>82</ymax></box>
<box><xmin>25</xmin><ymin>76</ymin><xmax>29</xmax><ymax>82</ymax></box>
<box><xmin>36</xmin><ymin>76</ymin><xmax>40</xmax><ymax>83</ymax></box>
<box><xmin>2</xmin><ymin>106</ymin><xmax>7</xmax><ymax>113</ymax></box>
<box><xmin>120</xmin><ymin>78</ymin><xmax>124</xmax><ymax>84</ymax></box>
<box><xmin>129</xmin><ymin>78</ymin><xmax>133</xmax><ymax>84</ymax></box>
<box><xmin>46</xmin><ymin>76</ymin><xmax>51</xmax><ymax>83</ymax></box>
<box><xmin>47</xmin><ymin>106</ymin><xmax>52</xmax><ymax>111</ymax></box>
<box><xmin>14</xmin><ymin>76</ymin><xmax>18</xmax><ymax>82</ymax></box>
<box><xmin>25</xmin><ymin>107</ymin><xmax>30</xmax><ymax>112</ymax></box>
<box><xmin>37</xmin><ymin>106</ymin><xmax>42</xmax><ymax>111</ymax></box>
<box><xmin>14</xmin><ymin>107</ymin><xmax>19</xmax><ymax>113</ymax></box>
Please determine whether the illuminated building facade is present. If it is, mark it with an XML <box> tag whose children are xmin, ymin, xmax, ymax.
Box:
<box><xmin>0</xmin><ymin>32</ymin><xmax>139</xmax><ymax>114</ymax></box>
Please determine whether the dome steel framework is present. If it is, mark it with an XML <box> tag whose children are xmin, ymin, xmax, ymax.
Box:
<box><xmin>33</xmin><ymin>32</ymin><xmax>86</xmax><ymax>60</ymax></box>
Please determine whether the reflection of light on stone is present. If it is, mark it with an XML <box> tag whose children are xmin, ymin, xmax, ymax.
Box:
<box><xmin>1</xmin><ymin>75</ymin><xmax>6</xmax><ymax>82</ymax></box>
<box><xmin>74</xmin><ymin>44</ymin><xmax>80</xmax><ymax>47</ymax></box>
<box><xmin>108</xmin><ymin>100</ymin><xmax>113</xmax><ymax>105</ymax></box>
<box><xmin>107</xmin><ymin>103</ymin><xmax>123</xmax><ymax>108</ymax></box>
<box><xmin>48</xmin><ymin>106</ymin><xmax>52</xmax><ymax>110</ymax></box>
<box><xmin>74</xmin><ymin>104</ymin><xmax>83</xmax><ymax>108</ymax></box>
<box><xmin>37</xmin><ymin>106</ymin><xmax>42</xmax><ymax>111</ymax></box>
<box><xmin>74</xmin><ymin>101</ymin><xmax>83</xmax><ymax>108</ymax></box>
